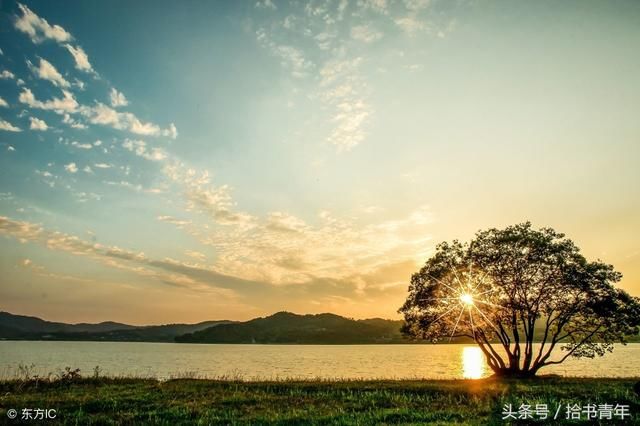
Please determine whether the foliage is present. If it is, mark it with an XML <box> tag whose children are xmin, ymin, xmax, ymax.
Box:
<box><xmin>400</xmin><ymin>222</ymin><xmax>640</xmax><ymax>377</ymax></box>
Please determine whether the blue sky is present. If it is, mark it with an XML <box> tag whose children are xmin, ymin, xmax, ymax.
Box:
<box><xmin>1</xmin><ymin>0</ymin><xmax>639</xmax><ymax>324</ymax></box>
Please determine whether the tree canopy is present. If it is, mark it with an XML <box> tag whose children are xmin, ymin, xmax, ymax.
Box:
<box><xmin>399</xmin><ymin>222</ymin><xmax>640</xmax><ymax>377</ymax></box>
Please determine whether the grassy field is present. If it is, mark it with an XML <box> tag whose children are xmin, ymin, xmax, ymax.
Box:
<box><xmin>0</xmin><ymin>376</ymin><xmax>639</xmax><ymax>425</ymax></box>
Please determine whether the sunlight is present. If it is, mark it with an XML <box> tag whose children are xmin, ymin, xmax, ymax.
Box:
<box><xmin>459</xmin><ymin>293</ymin><xmax>474</xmax><ymax>306</ymax></box>
<box><xmin>462</xmin><ymin>346</ymin><xmax>485</xmax><ymax>379</ymax></box>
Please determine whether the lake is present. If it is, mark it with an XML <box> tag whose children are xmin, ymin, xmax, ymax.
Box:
<box><xmin>1</xmin><ymin>342</ymin><xmax>639</xmax><ymax>380</ymax></box>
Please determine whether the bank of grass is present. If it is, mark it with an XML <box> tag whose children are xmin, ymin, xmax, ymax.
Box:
<box><xmin>0</xmin><ymin>375</ymin><xmax>639</xmax><ymax>425</ymax></box>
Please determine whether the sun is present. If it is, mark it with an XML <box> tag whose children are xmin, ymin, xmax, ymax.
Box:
<box><xmin>418</xmin><ymin>261</ymin><xmax>501</xmax><ymax>344</ymax></box>
<box><xmin>459</xmin><ymin>293</ymin><xmax>474</xmax><ymax>306</ymax></box>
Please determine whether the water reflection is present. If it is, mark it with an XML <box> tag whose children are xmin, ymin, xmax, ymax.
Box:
<box><xmin>1</xmin><ymin>342</ymin><xmax>638</xmax><ymax>380</ymax></box>
<box><xmin>462</xmin><ymin>346</ymin><xmax>485</xmax><ymax>379</ymax></box>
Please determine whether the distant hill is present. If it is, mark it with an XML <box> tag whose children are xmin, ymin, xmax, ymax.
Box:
<box><xmin>0</xmin><ymin>311</ymin><xmax>134</xmax><ymax>334</ymax></box>
<box><xmin>175</xmin><ymin>312</ymin><xmax>407</xmax><ymax>344</ymax></box>
<box><xmin>0</xmin><ymin>311</ymin><xmax>232</xmax><ymax>342</ymax></box>
<box><xmin>5</xmin><ymin>310</ymin><xmax>634</xmax><ymax>344</ymax></box>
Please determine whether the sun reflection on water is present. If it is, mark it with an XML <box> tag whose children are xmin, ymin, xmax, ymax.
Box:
<box><xmin>462</xmin><ymin>346</ymin><xmax>485</xmax><ymax>379</ymax></box>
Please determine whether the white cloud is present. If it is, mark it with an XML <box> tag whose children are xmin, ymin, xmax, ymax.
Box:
<box><xmin>164</xmin><ymin>123</ymin><xmax>178</xmax><ymax>139</ymax></box>
<box><xmin>319</xmin><ymin>59</ymin><xmax>371</xmax><ymax>151</ymax></box>
<box><xmin>185</xmin><ymin>250</ymin><xmax>207</xmax><ymax>261</ymax></box>
<box><xmin>27</xmin><ymin>58</ymin><xmax>70</xmax><ymax>88</ymax></box>
<box><xmin>29</xmin><ymin>116</ymin><xmax>48</xmax><ymax>131</ymax></box>
<box><xmin>94</xmin><ymin>163</ymin><xmax>112</xmax><ymax>169</ymax></box>
<box><xmin>8</xmin><ymin>146</ymin><xmax>16</xmax><ymax>152</ymax></box>
<box><xmin>164</xmin><ymin>164</ymin><xmax>255</xmax><ymax>227</ymax></box>
<box><xmin>256</xmin><ymin>29</ymin><xmax>313</xmax><ymax>79</ymax></box>
<box><xmin>158</xmin><ymin>215</ymin><xmax>192</xmax><ymax>227</ymax></box>
<box><xmin>14</xmin><ymin>3</ymin><xmax>72</xmax><ymax>44</ymax></box>
<box><xmin>356</xmin><ymin>0</ymin><xmax>388</xmax><ymax>14</ymax></box>
<box><xmin>109</xmin><ymin>88</ymin><xmax>128</xmax><ymax>107</ymax></box>
<box><xmin>314</xmin><ymin>32</ymin><xmax>335</xmax><ymax>50</ymax></box>
<box><xmin>0</xmin><ymin>216</ymin><xmax>242</xmax><ymax>294</ymax></box>
<box><xmin>0</xmin><ymin>119</ymin><xmax>22</xmax><ymax>132</ymax></box>
<box><xmin>0</xmin><ymin>97</ymin><xmax>8</xmax><ymax>108</ymax></box>
<box><xmin>404</xmin><ymin>0</ymin><xmax>430</xmax><ymax>10</ymax></box>
<box><xmin>351</xmin><ymin>25</ymin><xmax>383</xmax><ymax>43</ymax></box>
<box><xmin>64</xmin><ymin>162</ymin><xmax>78</xmax><ymax>173</ymax></box>
<box><xmin>64</xmin><ymin>44</ymin><xmax>93</xmax><ymax>72</ymax></box>
<box><xmin>255</xmin><ymin>0</ymin><xmax>277</xmax><ymax>9</ymax></box>
<box><xmin>395</xmin><ymin>16</ymin><xmax>426</xmax><ymax>34</ymax></box>
<box><xmin>62</xmin><ymin>113</ymin><xmax>87</xmax><ymax>129</ymax></box>
<box><xmin>0</xmin><ymin>70</ymin><xmax>16</xmax><ymax>79</ymax></box>
<box><xmin>19</xmin><ymin>88</ymin><xmax>78</xmax><ymax>114</ymax></box>
<box><xmin>71</xmin><ymin>141</ymin><xmax>92</xmax><ymax>149</ymax></box>
<box><xmin>83</xmin><ymin>166</ymin><xmax>93</xmax><ymax>174</ymax></box>
<box><xmin>80</xmin><ymin>103</ymin><xmax>176</xmax><ymax>138</ymax></box>
<box><xmin>122</xmin><ymin>138</ymin><xmax>167</xmax><ymax>162</ymax></box>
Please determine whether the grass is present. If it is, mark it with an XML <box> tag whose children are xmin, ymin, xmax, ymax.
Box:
<box><xmin>0</xmin><ymin>374</ymin><xmax>639</xmax><ymax>425</ymax></box>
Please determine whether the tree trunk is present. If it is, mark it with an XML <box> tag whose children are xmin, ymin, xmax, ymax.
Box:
<box><xmin>491</xmin><ymin>366</ymin><xmax>538</xmax><ymax>378</ymax></box>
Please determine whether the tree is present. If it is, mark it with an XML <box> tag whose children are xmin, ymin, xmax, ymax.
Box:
<box><xmin>399</xmin><ymin>222</ymin><xmax>640</xmax><ymax>377</ymax></box>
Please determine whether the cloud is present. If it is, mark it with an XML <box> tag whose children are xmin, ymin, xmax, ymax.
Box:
<box><xmin>14</xmin><ymin>3</ymin><xmax>72</xmax><ymax>44</ymax></box>
<box><xmin>356</xmin><ymin>0</ymin><xmax>388</xmax><ymax>14</ymax></box>
<box><xmin>157</xmin><ymin>215</ymin><xmax>191</xmax><ymax>227</ymax></box>
<box><xmin>62</xmin><ymin>113</ymin><xmax>86</xmax><ymax>129</ymax></box>
<box><xmin>29</xmin><ymin>116</ymin><xmax>48</xmax><ymax>131</ymax></box>
<box><xmin>27</xmin><ymin>58</ymin><xmax>70</xmax><ymax>88</ymax></box>
<box><xmin>0</xmin><ymin>119</ymin><xmax>22</xmax><ymax>132</ymax></box>
<box><xmin>80</xmin><ymin>103</ymin><xmax>177</xmax><ymax>138</ymax></box>
<box><xmin>266</xmin><ymin>212</ymin><xmax>308</xmax><ymax>233</ymax></box>
<box><xmin>122</xmin><ymin>139</ymin><xmax>167</xmax><ymax>161</ymax></box>
<box><xmin>162</xmin><ymin>160</ymin><xmax>433</xmax><ymax>291</ymax></box>
<box><xmin>0</xmin><ymin>70</ymin><xmax>16</xmax><ymax>79</ymax></box>
<box><xmin>64</xmin><ymin>162</ymin><xmax>78</xmax><ymax>173</ymax></box>
<box><xmin>185</xmin><ymin>250</ymin><xmax>207</xmax><ymax>262</ymax></box>
<box><xmin>64</xmin><ymin>44</ymin><xmax>93</xmax><ymax>72</ymax></box>
<box><xmin>0</xmin><ymin>215</ymin><xmax>248</xmax><ymax>293</ymax></box>
<box><xmin>109</xmin><ymin>88</ymin><xmax>128</xmax><ymax>107</ymax></box>
<box><xmin>165</xmin><ymin>123</ymin><xmax>178</xmax><ymax>139</ymax></box>
<box><xmin>19</xmin><ymin>88</ymin><xmax>79</xmax><ymax>113</ymax></box>
<box><xmin>94</xmin><ymin>163</ymin><xmax>112</xmax><ymax>169</ymax></box>
<box><xmin>71</xmin><ymin>141</ymin><xmax>92</xmax><ymax>149</ymax></box>
<box><xmin>164</xmin><ymin>164</ymin><xmax>255</xmax><ymax>228</ymax></box>
<box><xmin>319</xmin><ymin>59</ymin><xmax>371</xmax><ymax>151</ymax></box>
<box><xmin>351</xmin><ymin>25</ymin><xmax>383</xmax><ymax>42</ymax></box>
<box><xmin>0</xmin><ymin>97</ymin><xmax>8</xmax><ymax>108</ymax></box>
<box><xmin>172</xmin><ymin>202</ymin><xmax>434</xmax><ymax>289</ymax></box>
<box><xmin>255</xmin><ymin>0</ymin><xmax>277</xmax><ymax>10</ymax></box>
<box><xmin>256</xmin><ymin>29</ymin><xmax>314</xmax><ymax>79</ymax></box>
<box><xmin>394</xmin><ymin>16</ymin><xmax>426</xmax><ymax>34</ymax></box>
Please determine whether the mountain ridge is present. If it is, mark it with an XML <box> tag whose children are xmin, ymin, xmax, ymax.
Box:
<box><xmin>175</xmin><ymin>311</ymin><xmax>407</xmax><ymax>344</ymax></box>
<box><xmin>0</xmin><ymin>311</ymin><xmax>233</xmax><ymax>342</ymax></box>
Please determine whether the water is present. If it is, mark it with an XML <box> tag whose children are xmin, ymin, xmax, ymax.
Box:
<box><xmin>0</xmin><ymin>342</ymin><xmax>638</xmax><ymax>380</ymax></box>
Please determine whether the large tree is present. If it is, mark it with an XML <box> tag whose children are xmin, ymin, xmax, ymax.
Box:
<box><xmin>400</xmin><ymin>223</ymin><xmax>640</xmax><ymax>377</ymax></box>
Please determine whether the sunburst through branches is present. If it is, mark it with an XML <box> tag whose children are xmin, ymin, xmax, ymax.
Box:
<box><xmin>418</xmin><ymin>261</ymin><xmax>505</xmax><ymax>343</ymax></box>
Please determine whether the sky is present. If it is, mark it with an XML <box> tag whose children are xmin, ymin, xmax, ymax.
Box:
<box><xmin>0</xmin><ymin>0</ymin><xmax>639</xmax><ymax>325</ymax></box>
